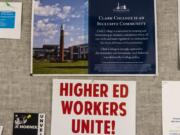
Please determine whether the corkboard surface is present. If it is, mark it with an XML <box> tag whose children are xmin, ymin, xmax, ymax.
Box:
<box><xmin>0</xmin><ymin>0</ymin><xmax>179</xmax><ymax>135</ymax></box>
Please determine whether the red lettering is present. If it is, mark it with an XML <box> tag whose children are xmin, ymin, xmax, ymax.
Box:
<box><xmin>74</xmin><ymin>101</ymin><xmax>83</xmax><ymax>115</ymax></box>
<box><xmin>110</xmin><ymin>102</ymin><xmax>118</xmax><ymax>115</ymax></box>
<box><xmin>93</xmin><ymin>84</ymin><xmax>99</xmax><ymax>97</ymax></box>
<box><xmin>96</xmin><ymin>120</ymin><xmax>103</xmax><ymax>133</ymax></box>
<box><xmin>61</xmin><ymin>101</ymin><xmax>126</xmax><ymax>116</ymax></box>
<box><xmin>72</xmin><ymin>119</ymin><xmax>80</xmax><ymax>133</ymax></box>
<box><xmin>119</xmin><ymin>102</ymin><xmax>127</xmax><ymax>116</ymax></box>
<box><xmin>60</xmin><ymin>83</ymin><xmax>68</xmax><ymax>96</ymax></box>
<box><xmin>113</xmin><ymin>84</ymin><xmax>129</xmax><ymax>98</ymax></box>
<box><xmin>113</xmin><ymin>84</ymin><xmax>119</xmax><ymax>98</ymax></box>
<box><xmin>121</xmin><ymin>84</ymin><xmax>128</xmax><ymax>98</ymax></box>
<box><xmin>59</xmin><ymin>83</ymin><xmax>109</xmax><ymax>97</ymax></box>
<box><xmin>61</xmin><ymin>101</ymin><xmax>73</xmax><ymax>114</ymax></box>
<box><xmin>84</xmin><ymin>84</ymin><xmax>92</xmax><ymax>97</ymax></box>
<box><xmin>104</xmin><ymin>120</ymin><xmax>111</xmax><ymax>134</ymax></box>
<box><xmin>91</xmin><ymin>120</ymin><xmax>94</xmax><ymax>133</ymax></box>
<box><xmin>74</xmin><ymin>83</ymin><xmax>83</xmax><ymax>97</ymax></box>
<box><xmin>84</xmin><ymin>101</ymin><xmax>93</xmax><ymax>115</ymax></box>
<box><xmin>81</xmin><ymin>120</ymin><xmax>90</xmax><ymax>133</ymax></box>
<box><xmin>93</xmin><ymin>102</ymin><xmax>102</xmax><ymax>115</ymax></box>
<box><xmin>72</xmin><ymin>119</ymin><xmax>116</xmax><ymax>134</ymax></box>
<box><xmin>103</xmin><ymin>102</ymin><xmax>109</xmax><ymax>115</ymax></box>
<box><xmin>69</xmin><ymin>83</ymin><xmax>73</xmax><ymax>96</ymax></box>
<box><xmin>100</xmin><ymin>84</ymin><xmax>108</xmax><ymax>97</ymax></box>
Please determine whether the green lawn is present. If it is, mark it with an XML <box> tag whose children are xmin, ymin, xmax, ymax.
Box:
<box><xmin>33</xmin><ymin>60</ymin><xmax>88</xmax><ymax>74</ymax></box>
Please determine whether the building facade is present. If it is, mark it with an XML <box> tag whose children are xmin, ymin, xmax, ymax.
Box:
<box><xmin>33</xmin><ymin>25</ymin><xmax>88</xmax><ymax>62</ymax></box>
<box><xmin>33</xmin><ymin>44</ymin><xmax>88</xmax><ymax>62</ymax></box>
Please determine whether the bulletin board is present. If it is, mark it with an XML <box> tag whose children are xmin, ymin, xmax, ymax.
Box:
<box><xmin>0</xmin><ymin>0</ymin><xmax>178</xmax><ymax>135</ymax></box>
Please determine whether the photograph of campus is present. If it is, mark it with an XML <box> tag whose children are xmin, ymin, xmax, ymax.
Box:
<box><xmin>32</xmin><ymin>0</ymin><xmax>88</xmax><ymax>74</ymax></box>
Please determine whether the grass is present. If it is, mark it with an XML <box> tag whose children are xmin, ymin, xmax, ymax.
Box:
<box><xmin>33</xmin><ymin>59</ymin><xmax>88</xmax><ymax>74</ymax></box>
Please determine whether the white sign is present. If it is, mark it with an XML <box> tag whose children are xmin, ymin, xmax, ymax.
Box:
<box><xmin>162</xmin><ymin>81</ymin><xmax>180</xmax><ymax>135</ymax></box>
<box><xmin>0</xmin><ymin>2</ymin><xmax>22</xmax><ymax>39</ymax></box>
<box><xmin>0</xmin><ymin>126</ymin><xmax>3</xmax><ymax>135</ymax></box>
<box><xmin>179</xmin><ymin>0</ymin><xmax>180</xmax><ymax>67</ymax></box>
<box><xmin>51</xmin><ymin>79</ymin><xmax>136</xmax><ymax>135</ymax></box>
<box><xmin>38</xmin><ymin>113</ymin><xmax>45</xmax><ymax>135</ymax></box>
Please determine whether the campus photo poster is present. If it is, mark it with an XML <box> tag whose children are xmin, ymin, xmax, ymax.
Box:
<box><xmin>31</xmin><ymin>0</ymin><xmax>88</xmax><ymax>75</ymax></box>
<box><xmin>51</xmin><ymin>79</ymin><xmax>136</xmax><ymax>135</ymax></box>
<box><xmin>31</xmin><ymin>0</ymin><xmax>157</xmax><ymax>75</ymax></box>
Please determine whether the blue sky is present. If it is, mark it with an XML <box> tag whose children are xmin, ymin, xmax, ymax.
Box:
<box><xmin>33</xmin><ymin>0</ymin><xmax>88</xmax><ymax>48</ymax></box>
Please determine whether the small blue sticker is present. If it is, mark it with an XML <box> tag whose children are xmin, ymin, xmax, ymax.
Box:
<box><xmin>0</xmin><ymin>11</ymin><xmax>15</xmax><ymax>28</ymax></box>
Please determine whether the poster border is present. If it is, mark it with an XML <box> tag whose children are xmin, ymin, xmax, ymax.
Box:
<box><xmin>30</xmin><ymin>0</ymin><xmax>158</xmax><ymax>77</ymax></box>
<box><xmin>51</xmin><ymin>79</ymin><xmax>136</xmax><ymax>135</ymax></box>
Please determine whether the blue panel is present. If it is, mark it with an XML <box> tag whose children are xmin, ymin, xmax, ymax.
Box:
<box><xmin>0</xmin><ymin>11</ymin><xmax>15</xmax><ymax>28</ymax></box>
<box><xmin>89</xmin><ymin>0</ymin><xmax>156</xmax><ymax>74</ymax></box>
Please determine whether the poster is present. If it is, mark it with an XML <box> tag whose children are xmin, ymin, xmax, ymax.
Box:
<box><xmin>31</xmin><ymin>0</ymin><xmax>88</xmax><ymax>75</ymax></box>
<box><xmin>13</xmin><ymin>113</ymin><xmax>45</xmax><ymax>135</ymax></box>
<box><xmin>0</xmin><ymin>126</ymin><xmax>3</xmax><ymax>135</ymax></box>
<box><xmin>162</xmin><ymin>81</ymin><xmax>180</xmax><ymax>135</ymax></box>
<box><xmin>51</xmin><ymin>79</ymin><xmax>136</xmax><ymax>135</ymax></box>
<box><xmin>0</xmin><ymin>2</ymin><xmax>22</xmax><ymax>39</ymax></box>
<box><xmin>89</xmin><ymin>0</ymin><xmax>157</xmax><ymax>74</ymax></box>
<box><xmin>31</xmin><ymin>0</ymin><xmax>157</xmax><ymax>76</ymax></box>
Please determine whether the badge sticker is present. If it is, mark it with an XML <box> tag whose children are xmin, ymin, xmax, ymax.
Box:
<box><xmin>0</xmin><ymin>11</ymin><xmax>15</xmax><ymax>28</ymax></box>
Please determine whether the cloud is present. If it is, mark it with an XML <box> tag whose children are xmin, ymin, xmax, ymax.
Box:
<box><xmin>34</xmin><ymin>1</ymin><xmax>61</xmax><ymax>16</ymax></box>
<box><xmin>71</xmin><ymin>14</ymin><xmax>81</xmax><ymax>18</ymax></box>
<box><xmin>84</xmin><ymin>1</ymin><xmax>88</xmax><ymax>8</ymax></box>
<box><xmin>64</xmin><ymin>25</ymin><xmax>75</xmax><ymax>33</ymax></box>
<box><xmin>76</xmin><ymin>27</ymin><xmax>82</xmax><ymax>30</ymax></box>
<box><xmin>63</xmin><ymin>6</ymin><xmax>71</xmax><ymax>14</ymax></box>
<box><xmin>67</xmin><ymin>34</ymin><xmax>88</xmax><ymax>47</ymax></box>
<box><xmin>78</xmin><ymin>35</ymin><xmax>85</xmax><ymax>40</ymax></box>
<box><xmin>65</xmin><ymin>18</ymin><xmax>70</xmax><ymax>22</ymax></box>
<box><xmin>80</xmin><ymin>1</ymin><xmax>88</xmax><ymax>11</ymax></box>
<box><xmin>34</xmin><ymin>1</ymin><xmax>72</xmax><ymax>19</ymax></box>
<box><xmin>33</xmin><ymin>1</ymin><xmax>88</xmax><ymax>47</ymax></box>
<box><xmin>34</xmin><ymin>19</ymin><xmax>59</xmax><ymax>40</ymax></box>
<box><xmin>70</xmin><ymin>38</ymin><xmax>74</xmax><ymax>42</ymax></box>
<box><xmin>78</xmin><ymin>34</ymin><xmax>88</xmax><ymax>42</ymax></box>
<box><xmin>57</xmin><ymin>6</ymin><xmax>72</xmax><ymax>19</ymax></box>
<box><xmin>64</xmin><ymin>32</ymin><xmax>70</xmax><ymax>36</ymax></box>
<box><xmin>69</xmin><ymin>26</ymin><xmax>74</xmax><ymax>31</ymax></box>
<box><xmin>43</xmin><ymin>18</ymin><xmax>49</xmax><ymax>23</ymax></box>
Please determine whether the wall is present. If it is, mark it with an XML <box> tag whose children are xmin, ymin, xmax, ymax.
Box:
<box><xmin>0</xmin><ymin>0</ymin><xmax>178</xmax><ymax>135</ymax></box>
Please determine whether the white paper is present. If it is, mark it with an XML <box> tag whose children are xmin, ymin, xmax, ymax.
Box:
<box><xmin>0</xmin><ymin>2</ymin><xmax>22</xmax><ymax>39</ymax></box>
<box><xmin>0</xmin><ymin>126</ymin><xmax>3</xmax><ymax>135</ymax></box>
<box><xmin>38</xmin><ymin>113</ymin><xmax>45</xmax><ymax>135</ymax></box>
<box><xmin>179</xmin><ymin>0</ymin><xmax>180</xmax><ymax>68</ymax></box>
<box><xmin>162</xmin><ymin>81</ymin><xmax>180</xmax><ymax>135</ymax></box>
<box><xmin>51</xmin><ymin>79</ymin><xmax>136</xmax><ymax>135</ymax></box>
